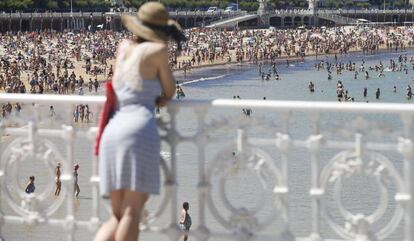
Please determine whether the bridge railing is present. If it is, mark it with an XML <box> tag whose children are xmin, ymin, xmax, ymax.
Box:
<box><xmin>0</xmin><ymin>11</ymin><xmax>246</xmax><ymax>19</ymax></box>
<box><xmin>317</xmin><ymin>12</ymin><xmax>359</xmax><ymax>24</ymax></box>
<box><xmin>316</xmin><ymin>9</ymin><xmax>414</xmax><ymax>15</ymax></box>
<box><xmin>274</xmin><ymin>9</ymin><xmax>314</xmax><ymax>15</ymax></box>
<box><xmin>1</xmin><ymin>9</ymin><xmax>414</xmax><ymax>20</ymax></box>
<box><xmin>0</xmin><ymin>94</ymin><xmax>412</xmax><ymax>241</ymax></box>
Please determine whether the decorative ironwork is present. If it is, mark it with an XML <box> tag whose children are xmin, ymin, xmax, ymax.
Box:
<box><xmin>0</xmin><ymin>94</ymin><xmax>411</xmax><ymax>241</ymax></box>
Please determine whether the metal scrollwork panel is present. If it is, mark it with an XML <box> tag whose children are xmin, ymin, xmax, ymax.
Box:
<box><xmin>319</xmin><ymin>150</ymin><xmax>404</xmax><ymax>240</ymax></box>
<box><xmin>205</xmin><ymin>144</ymin><xmax>285</xmax><ymax>239</ymax></box>
<box><xmin>324</xmin><ymin>116</ymin><xmax>401</xmax><ymax>140</ymax></box>
<box><xmin>0</xmin><ymin>136</ymin><xmax>67</xmax><ymax>223</ymax></box>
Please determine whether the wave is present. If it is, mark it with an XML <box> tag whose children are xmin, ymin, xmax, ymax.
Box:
<box><xmin>181</xmin><ymin>74</ymin><xmax>228</xmax><ymax>86</ymax></box>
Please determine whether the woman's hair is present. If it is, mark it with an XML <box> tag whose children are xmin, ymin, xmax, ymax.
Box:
<box><xmin>183</xmin><ymin>202</ymin><xmax>189</xmax><ymax>210</ymax></box>
<box><xmin>144</xmin><ymin>22</ymin><xmax>186</xmax><ymax>50</ymax></box>
<box><xmin>134</xmin><ymin>36</ymin><xmax>148</xmax><ymax>44</ymax></box>
<box><xmin>29</xmin><ymin>176</ymin><xmax>35</xmax><ymax>181</ymax></box>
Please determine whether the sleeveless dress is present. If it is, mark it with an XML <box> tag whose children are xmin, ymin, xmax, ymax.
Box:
<box><xmin>99</xmin><ymin>41</ymin><xmax>161</xmax><ymax>196</ymax></box>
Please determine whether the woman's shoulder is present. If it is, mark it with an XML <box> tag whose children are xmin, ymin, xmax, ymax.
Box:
<box><xmin>143</xmin><ymin>42</ymin><xmax>168</xmax><ymax>55</ymax></box>
<box><xmin>116</xmin><ymin>39</ymin><xmax>134</xmax><ymax>55</ymax></box>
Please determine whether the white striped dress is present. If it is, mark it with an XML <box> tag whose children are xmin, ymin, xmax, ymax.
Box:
<box><xmin>99</xmin><ymin>41</ymin><xmax>161</xmax><ymax>196</ymax></box>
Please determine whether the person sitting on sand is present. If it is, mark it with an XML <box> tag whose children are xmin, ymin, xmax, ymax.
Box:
<box><xmin>25</xmin><ymin>176</ymin><xmax>35</xmax><ymax>194</ymax></box>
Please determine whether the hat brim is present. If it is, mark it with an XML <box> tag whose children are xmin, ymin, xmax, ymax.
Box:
<box><xmin>122</xmin><ymin>15</ymin><xmax>169</xmax><ymax>43</ymax></box>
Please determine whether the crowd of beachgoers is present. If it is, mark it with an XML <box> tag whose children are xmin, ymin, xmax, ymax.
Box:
<box><xmin>0</xmin><ymin>25</ymin><xmax>414</xmax><ymax>118</ymax></box>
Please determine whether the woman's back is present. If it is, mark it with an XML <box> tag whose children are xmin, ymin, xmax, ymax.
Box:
<box><xmin>112</xmin><ymin>40</ymin><xmax>166</xmax><ymax>107</ymax></box>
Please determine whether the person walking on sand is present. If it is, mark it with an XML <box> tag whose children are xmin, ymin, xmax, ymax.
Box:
<box><xmin>55</xmin><ymin>162</ymin><xmax>62</xmax><ymax>196</ymax></box>
<box><xmin>179</xmin><ymin>202</ymin><xmax>192</xmax><ymax>241</ymax></box>
<box><xmin>73</xmin><ymin>164</ymin><xmax>80</xmax><ymax>198</ymax></box>
<box><xmin>25</xmin><ymin>176</ymin><xmax>35</xmax><ymax>194</ymax></box>
<box><xmin>93</xmin><ymin>2</ymin><xmax>186</xmax><ymax>241</ymax></box>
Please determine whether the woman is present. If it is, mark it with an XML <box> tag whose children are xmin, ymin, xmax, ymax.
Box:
<box><xmin>55</xmin><ymin>162</ymin><xmax>61</xmax><ymax>196</ymax></box>
<box><xmin>73</xmin><ymin>164</ymin><xmax>80</xmax><ymax>197</ymax></box>
<box><xmin>93</xmin><ymin>2</ymin><xmax>185</xmax><ymax>241</ymax></box>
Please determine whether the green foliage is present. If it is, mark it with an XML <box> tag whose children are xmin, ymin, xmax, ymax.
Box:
<box><xmin>323</xmin><ymin>0</ymin><xmax>340</xmax><ymax>8</ymax></box>
<box><xmin>47</xmin><ymin>0</ymin><xmax>58</xmax><ymax>8</ymax></box>
<box><xmin>355</xmin><ymin>2</ymin><xmax>370</xmax><ymax>8</ymax></box>
<box><xmin>75</xmin><ymin>0</ymin><xmax>89</xmax><ymax>8</ymax></box>
<box><xmin>123</xmin><ymin>0</ymin><xmax>144</xmax><ymax>8</ymax></box>
<box><xmin>4</xmin><ymin>0</ymin><xmax>33</xmax><ymax>9</ymax></box>
<box><xmin>240</xmin><ymin>1</ymin><xmax>259</xmax><ymax>11</ymax></box>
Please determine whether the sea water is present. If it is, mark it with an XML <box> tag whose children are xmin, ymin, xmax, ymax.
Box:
<box><xmin>3</xmin><ymin>50</ymin><xmax>414</xmax><ymax>241</ymax></box>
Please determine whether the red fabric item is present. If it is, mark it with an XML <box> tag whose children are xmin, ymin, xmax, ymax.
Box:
<box><xmin>94</xmin><ymin>81</ymin><xmax>117</xmax><ymax>156</ymax></box>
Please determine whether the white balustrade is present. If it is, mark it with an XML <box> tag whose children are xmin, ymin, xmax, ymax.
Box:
<box><xmin>0</xmin><ymin>94</ymin><xmax>412</xmax><ymax>241</ymax></box>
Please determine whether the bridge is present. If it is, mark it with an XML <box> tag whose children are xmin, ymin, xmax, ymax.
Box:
<box><xmin>0</xmin><ymin>94</ymin><xmax>412</xmax><ymax>241</ymax></box>
<box><xmin>208</xmin><ymin>9</ymin><xmax>414</xmax><ymax>29</ymax></box>
<box><xmin>207</xmin><ymin>14</ymin><xmax>258</xmax><ymax>28</ymax></box>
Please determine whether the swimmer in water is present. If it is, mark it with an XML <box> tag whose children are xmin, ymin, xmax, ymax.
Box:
<box><xmin>308</xmin><ymin>81</ymin><xmax>315</xmax><ymax>92</ymax></box>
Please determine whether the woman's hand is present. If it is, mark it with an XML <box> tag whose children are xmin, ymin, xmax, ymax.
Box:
<box><xmin>156</xmin><ymin>96</ymin><xmax>170</xmax><ymax>107</ymax></box>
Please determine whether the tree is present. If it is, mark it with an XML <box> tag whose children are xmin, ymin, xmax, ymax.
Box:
<box><xmin>5</xmin><ymin>0</ymin><xmax>33</xmax><ymax>9</ymax></box>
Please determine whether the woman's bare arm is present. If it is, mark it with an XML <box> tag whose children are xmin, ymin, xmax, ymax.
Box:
<box><xmin>157</xmin><ymin>47</ymin><xmax>176</xmax><ymax>99</ymax></box>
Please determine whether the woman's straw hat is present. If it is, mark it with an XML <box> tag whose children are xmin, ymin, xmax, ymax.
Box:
<box><xmin>122</xmin><ymin>2</ymin><xmax>180</xmax><ymax>43</ymax></box>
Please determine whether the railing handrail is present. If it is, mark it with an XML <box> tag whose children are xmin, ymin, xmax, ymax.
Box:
<box><xmin>0</xmin><ymin>93</ymin><xmax>105</xmax><ymax>104</ymax></box>
<box><xmin>3</xmin><ymin>93</ymin><xmax>414</xmax><ymax>114</ymax></box>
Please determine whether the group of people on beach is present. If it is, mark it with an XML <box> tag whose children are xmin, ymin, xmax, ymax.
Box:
<box><xmin>1</xmin><ymin>24</ymin><xmax>413</xmax><ymax>98</ymax></box>
<box><xmin>0</xmin><ymin>24</ymin><xmax>411</xmax><ymax>106</ymax></box>
<box><xmin>25</xmin><ymin>162</ymin><xmax>80</xmax><ymax>198</ymax></box>
<box><xmin>0</xmin><ymin>31</ymin><xmax>114</xmax><ymax>95</ymax></box>
<box><xmin>172</xmin><ymin>25</ymin><xmax>414</xmax><ymax>72</ymax></box>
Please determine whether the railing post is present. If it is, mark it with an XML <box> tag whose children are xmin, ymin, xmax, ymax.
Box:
<box><xmin>400</xmin><ymin>113</ymin><xmax>413</xmax><ymax>241</ymax></box>
<box><xmin>307</xmin><ymin>134</ymin><xmax>323</xmax><ymax>241</ymax></box>
<box><xmin>62</xmin><ymin>125</ymin><xmax>75</xmax><ymax>241</ymax></box>
<box><xmin>0</xmin><ymin>124</ymin><xmax>3</xmax><ymax>241</ymax></box>
<box><xmin>167</xmin><ymin>106</ymin><xmax>179</xmax><ymax>237</ymax></box>
<box><xmin>88</xmin><ymin>128</ymin><xmax>100</xmax><ymax>233</ymax></box>
<box><xmin>275</xmin><ymin>133</ymin><xmax>292</xmax><ymax>233</ymax></box>
<box><xmin>194</xmin><ymin>107</ymin><xmax>210</xmax><ymax>240</ymax></box>
<box><xmin>308</xmin><ymin>112</ymin><xmax>322</xmax><ymax>241</ymax></box>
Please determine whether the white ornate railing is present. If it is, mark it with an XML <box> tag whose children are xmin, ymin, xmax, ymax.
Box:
<box><xmin>0</xmin><ymin>94</ymin><xmax>412</xmax><ymax>241</ymax></box>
